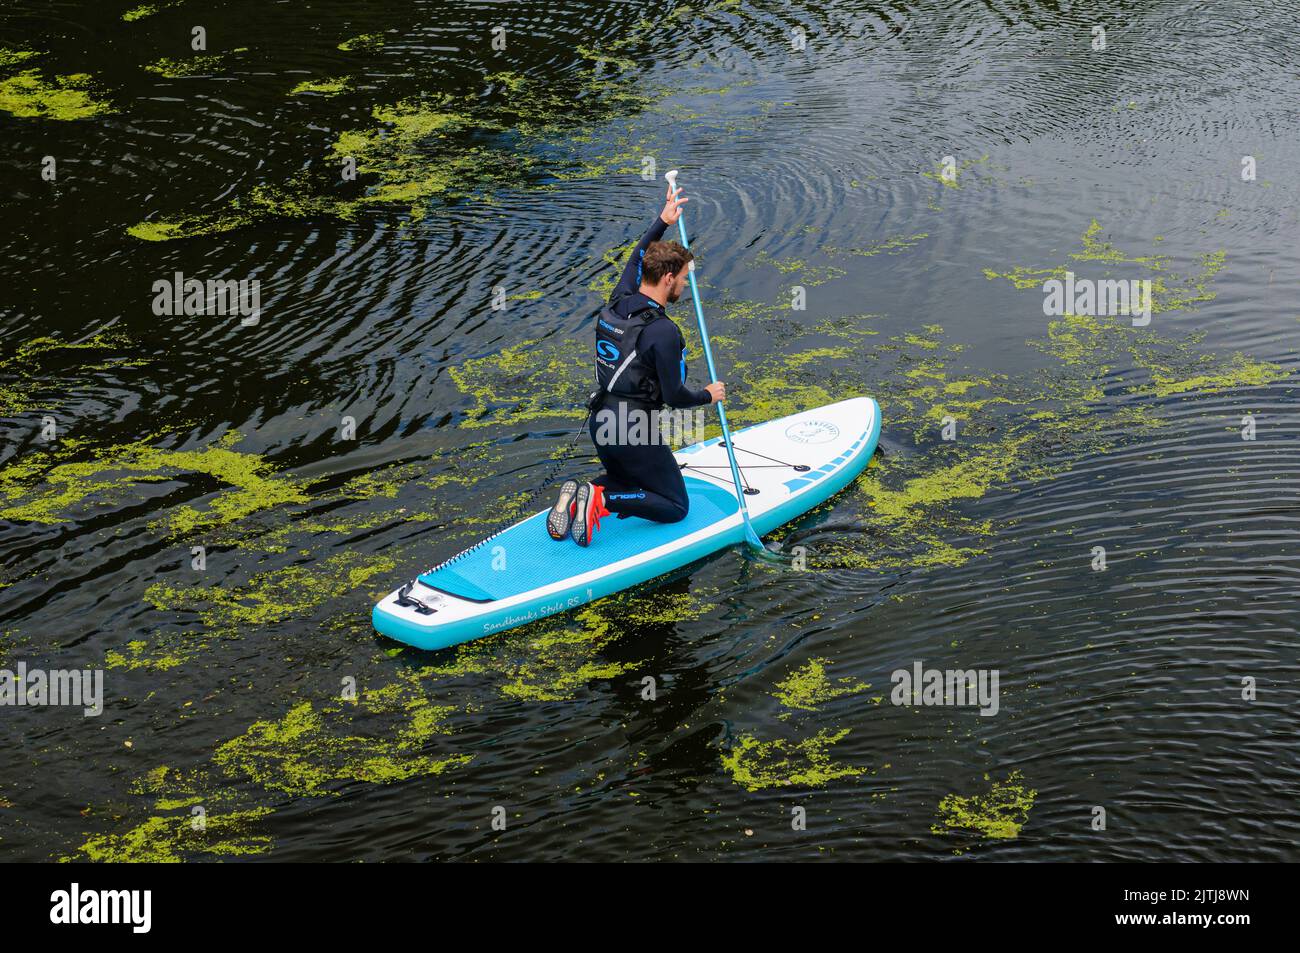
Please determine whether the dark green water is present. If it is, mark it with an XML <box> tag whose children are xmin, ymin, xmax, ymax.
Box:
<box><xmin>2</xmin><ymin>0</ymin><xmax>1297</xmax><ymax>861</ymax></box>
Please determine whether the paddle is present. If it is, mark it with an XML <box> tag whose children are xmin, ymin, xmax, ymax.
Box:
<box><xmin>665</xmin><ymin>169</ymin><xmax>766</xmax><ymax>553</ymax></box>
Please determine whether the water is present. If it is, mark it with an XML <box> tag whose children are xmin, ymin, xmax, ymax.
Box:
<box><xmin>1</xmin><ymin>0</ymin><xmax>1297</xmax><ymax>861</ymax></box>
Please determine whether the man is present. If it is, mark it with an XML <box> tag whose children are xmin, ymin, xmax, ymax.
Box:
<box><xmin>549</xmin><ymin>183</ymin><xmax>726</xmax><ymax>547</ymax></box>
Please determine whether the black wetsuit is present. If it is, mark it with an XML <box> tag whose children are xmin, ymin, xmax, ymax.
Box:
<box><xmin>590</xmin><ymin>215</ymin><xmax>711</xmax><ymax>523</ymax></box>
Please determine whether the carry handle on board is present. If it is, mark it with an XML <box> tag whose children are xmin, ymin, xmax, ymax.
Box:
<box><xmin>665</xmin><ymin>169</ymin><xmax>765</xmax><ymax>552</ymax></box>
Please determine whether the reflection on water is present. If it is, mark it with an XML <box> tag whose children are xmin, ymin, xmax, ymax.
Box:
<box><xmin>1</xmin><ymin>0</ymin><xmax>1297</xmax><ymax>862</ymax></box>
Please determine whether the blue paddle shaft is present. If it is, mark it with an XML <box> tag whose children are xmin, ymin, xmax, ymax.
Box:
<box><xmin>673</xmin><ymin>206</ymin><xmax>764</xmax><ymax>550</ymax></box>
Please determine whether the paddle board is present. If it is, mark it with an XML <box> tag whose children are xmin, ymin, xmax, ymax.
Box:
<box><xmin>372</xmin><ymin>396</ymin><xmax>881</xmax><ymax>650</ymax></box>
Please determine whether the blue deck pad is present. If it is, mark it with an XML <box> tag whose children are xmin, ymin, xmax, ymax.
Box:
<box><xmin>420</xmin><ymin>477</ymin><xmax>740</xmax><ymax>603</ymax></box>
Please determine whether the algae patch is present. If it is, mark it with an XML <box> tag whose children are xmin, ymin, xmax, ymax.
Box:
<box><xmin>122</xmin><ymin>2</ymin><xmax>183</xmax><ymax>21</ymax></box>
<box><xmin>338</xmin><ymin>33</ymin><xmax>384</xmax><ymax>53</ymax></box>
<box><xmin>143</xmin><ymin>53</ymin><xmax>240</xmax><ymax>78</ymax></box>
<box><xmin>432</xmin><ymin>589</ymin><xmax>711</xmax><ymax>702</ymax></box>
<box><xmin>144</xmin><ymin>550</ymin><xmax>393</xmax><ymax>630</ymax></box>
<box><xmin>71</xmin><ymin>808</ymin><xmax>272</xmax><ymax>862</ymax></box>
<box><xmin>722</xmin><ymin>728</ymin><xmax>866</xmax><ymax>792</ymax></box>
<box><xmin>0</xmin><ymin>430</ymin><xmax>307</xmax><ymax>531</ymax></box>
<box><xmin>0</xmin><ymin>70</ymin><xmax>113</xmax><ymax>120</ymax></box>
<box><xmin>1145</xmin><ymin>352</ymin><xmax>1285</xmax><ymax>398</ymax></box>
<box><xmin>985</xmin><ymin>219</ymin><xmax>1224</xmax><ymax>318</ymax></box>
<box><xmin>0</xmin><ymin>332</ymin><xmax>134</xmax><ymax>416</ymax></box>
<box><xmin>0</xmin><ymin>48</ymin><xmax>40</xmax><ymax>68</ymax></box>
<box><xmin>73</xmin><ymin>670</ymin><xmax>474</xmax><ymax>858</ymax></box>
<box><xmin>448</xmin><ymin>337</ymin><xmax>586</xmax><ymax>428</ymax></box>
<box><xmin>774</xmin><ymin>658</ymin><xmax>870</xmax><ymax>715</ymax></box>
<box><xmin>290</xmin><ymin>76</ymin><xmax>351</xmax><ymax>97</ymax></box>
<box><xmin>826</xmin><ymin>233</ymin><xmax>930</xmax><ymax>258</ymax></box>
<box><xmin>213</xmin><ymin>672</ymin><xmax>470</xmax><ymax>796</ymax></box>
<box><xmin>118</xmin><ymin>550</ymin><xmax>394</xmax><ymax>668</ymax></box>
<box><xmin>922</xmin><ymin>154</ymin><xmax>990</xmax><ymax>190</ymax></box>
<box><xmin>127</xmin><ymin>13</ymin><xmax>735</xmax><ymax>240</ymax></box>
<box><xmin>932</xmin><ymin>770</ymin><xmax>1037</xmax><ymax>840</ymax></box>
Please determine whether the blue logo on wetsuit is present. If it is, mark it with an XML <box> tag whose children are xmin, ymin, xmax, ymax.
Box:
<box><xmin>597</xmin><ymin>340</ymin><xmax>620</xmax><ymax>361</ymax></box>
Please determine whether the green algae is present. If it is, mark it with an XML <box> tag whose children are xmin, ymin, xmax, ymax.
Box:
<box><xmin>213</xmin><ymin>673</ymin><xmax>470</xmax><ymax>796</ymax></box>
<box><xmin>338</xmin><ymin>33</ymin><xmax>384</xmax><ymax>53</ymax></box>
<box><xmin>104</xmin><ymin>639</ymin><xmax>187</xmax><ymax>672</ymax></box>
<box><xmin>982</xmin><ymin>264</ymin><xmax>1066</xmax><ymax>291</ymax></box>
<box><xmin>1072</xmin><ymin>219</ymin><xmax>1166</xmax><ymax>268</ymax></box>
<box><xmin>143</xmin><ymin>54</ymin><xmax>233</xmax><ymax>78</ymax></box>
<box><xmin>0</xmin><ymin>69</ymin><xmax>113</xmax><ymax>120</ymax></box>
<box><xmin>126</xmin><ymin>220</ymin><xmax>197</xmax><ymax>242</ymax></box>
<box><xmin>127</xmin><ymin>181</ymin><xmax>347</xmax><ymax>242</ymax></box>
<box><xmin>0</xmin><ymin>430</ymin><xmax>308</xmax><ymax>531</ymax></box>
<box><xmin>1145</xmin><ymin>353</ymin><xmax>1286</xmax><ymax>397</ymax></box>
<box><xmin>448</xmin><ymin>338</ymin><xmax>586</xmax><ymax>428</ymax></box>
<box><xmin>290</xmin><ymin>76</ymin><xmax>351</xmax><ymax>97</ymax></box>
<box><xmin>432</xmin><ymin>589</ymin><xmax>710</xmax><ymax>702</ymax></box>
<box><xmin>0</xmin><ymin>48</ymin><xmax>40</xmax><ymax>68</ymax></box>
<box><xmin>113</xmin><ymin>545</ymin><xmax>398</xmax><ymax>670</ymax></box>
<box><xmin>862</xmin><ymin>433</ymin><xmax>1043</xmax><ymax>527</ymax></box>
<box><xmin>727</xmin><ymin>346</ymin><xmax>846</xmax><ymax>427</ymax></box>
<box><xmin>122</xmin><ymin>2</ymin><xmax>181</xmax><ymax>21</ymax></box>
<box><xmin>922</xmin><ymin>154</ymin><xmax>990</xmax><ymax>190</ymax></box>
<box><xmin>72</xmin><ymin>808</ymin><xmax>273</xmax><ymax>862</ymax></box>
<box><xmin>201</xmin><ymin>442</ymin><xmax>502</xmax><ymax>556</ymax></box>
<box><xmin>131</xmin><ymin>764</ymin><xmax>209</xmax><ymax>810</ymax></box>
<box><xmin>1148</xmin><ymin>250</ymin><xmax>1226</xmax><ymax>313</ymax></box>
<box><xmin>588</xmin><ymin>240</ymin><xmax>640</xmax><ymax>297</ymax></box>
<box><xmin>0</xmin><ymin>332</ymin><xmax>133</xmax><ymax>415</ymax></box>
<box><xmin>932</xmin><ymin>770</ymin><xmax>1036</xmax><ymax>840</ymax></box>
<box><xmin>73</xmin><ymin>667</ymin><xmax>473</xmax><ymax>859</ymax></box>
<box><xmin>215</xmin><ymin>701</ymin><xmax>434</xmax><ymax>793</ymax></box>
<box><xmin>985</xmin><ymin>219</ymin><xmax>1224</xmax><ymax>317</ymax></box>
<box><xmin>127</xmin><ymin>8</ymin><xmax>742</xmax><ymax>241</ymax></box>
<box><xmin>330</xmin><ymin>98</ymin><xmax>493</xmax><ymax>219</ymax></box>
<box><xmin>129</xmin><ymin>95</ymin><xmax>512</xmax><ymax>239</ymax></box>
<box><xmin>844</xmin><ymin>401</ymin><xmax>1136</xmax><ymax>571</ymax></box>
<box><xmin>826</xmin><ymin>233</ymin><xmax>930</xmax><ymax>258</ymax></box>
<box><xmin>752</xmin><ymin>251</ymin><xmax>846</xmax><ymax>287</ymax></box>
<box><xmin>809</xmin><ymin>292</ymin><xmax>1281</xmax><ymax>574</ymax></box>
<box><xmin>721</xmin><ymin>728</ymin><xmax>866</xmax><ymax>792</ymax></box>
<box><xmin>773</xmin><ymin>658</ymin><xmax>870</xmax><ymax>715</ymax></box>
<box><xmin>144</xmin><ymin>550</ymin><xmax>394</xmax><ymax>629</ymax></box>
<box><xmin>575</xmin><ymin>46</ymin><xmax>639</xmax><ymax>72</ymax></box>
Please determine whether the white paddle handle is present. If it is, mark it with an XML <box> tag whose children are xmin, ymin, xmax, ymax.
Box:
<box><xmin>665</xmin><ymin>169</ymin><xmax>679</xmax><ymax>193</ymax></box>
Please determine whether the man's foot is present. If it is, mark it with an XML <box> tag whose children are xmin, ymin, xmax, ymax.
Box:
<box><xmin>547</xmin><ymin>479</ymin><xmax>579</xmax><ymax>541</ymax></box>
<box><xmin>570</xmin><ymin>483</ymin><xmax>610</xmax><ymax>547</ymax></box>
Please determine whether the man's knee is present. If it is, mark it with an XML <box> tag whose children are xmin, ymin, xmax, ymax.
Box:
<box><xmin>665</xmin><ymin>499</ymin><xmax>689</xmax><ymax>523</ymax></box>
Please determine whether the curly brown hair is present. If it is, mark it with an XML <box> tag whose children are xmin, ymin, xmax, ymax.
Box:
<box><xmin>642</xmin><ymin>240</ymin><xmax>694</xmax><ymax>284</ymax></box>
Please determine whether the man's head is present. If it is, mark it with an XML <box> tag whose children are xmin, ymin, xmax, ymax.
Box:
<box><xmin>641</xmin><ymin>240</ymin><xmax>694</xmax><ymax>303</ymax></box>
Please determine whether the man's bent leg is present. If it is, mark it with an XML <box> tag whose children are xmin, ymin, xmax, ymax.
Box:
<box><xmin>591</xmin><ymin>422</ymin><xmax>689</xmax><ymax>524</ymax></box>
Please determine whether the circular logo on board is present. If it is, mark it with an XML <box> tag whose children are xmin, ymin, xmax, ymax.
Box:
<box><xmin>785</xmin><ymin>420</ymin><xmax>839</xmax><ymax>445</ymax></box>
